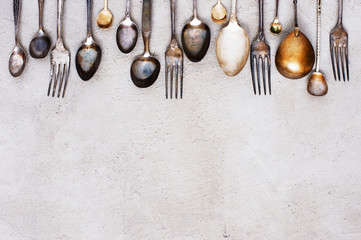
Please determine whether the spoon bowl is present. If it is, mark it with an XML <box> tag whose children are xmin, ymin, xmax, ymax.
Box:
<box><xmin>76</xmin><ymin>38</ymin><xmax>102</xmax><ymax>81</ymax></box>
<box><xmin>29</xmin><ymin>29</ymin><xmax>51</xmax><ymax>58</ymax></box>
<box><xmin>97</xmin><ymin>7</ymin><xmax>113</xmax><ymax>29</ymax></box>
<box><xmin>9</xmin><ymin>45</ymin><xmax>27</xmax><ymax>77</ymax></box>
<box><xmin>131</xmin><ymin>55</ymin><xmax>160</xmax><ymax>88</ymax></box>
<box><xmin>307</xmin><ymin>72</ymin><xmax>328</xmax><ymax>96</ymax></box>
<box><xmin>211</xmin><ymin>0</ymin><xmax>227</xmax><ymax>23</ymax></box>
<box><xmin>270</xmin><ymin>17</ymin><xmax>282</xmax><ymax>34</ymax></box>
<box><xmin>116</xmin><ymin>0</ymin><xmax>138</xmax><ymax>54</ymax></box>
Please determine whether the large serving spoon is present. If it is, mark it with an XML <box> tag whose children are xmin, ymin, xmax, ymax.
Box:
<box><xmin>270</xmin><ymin>0</ymin><xmax>282</xmax><ymax>34</ymax></box>
<box><xmin>29</xmin><ymin>0</ymin><xmax>51</xmax><ymax>59</ymax></box>
<box><xmin>216</xmin><ymin>0</ymin><xmax>250</xmax><ymax>76</ymax></box>
<box><xmin>182</xmin><ymin>0</ymin><xmax>210</xmax><ymax>62</ymax></box>
<box><xmin>307</xmin><ymin>0</ymin><xmax>327</xmax><ymax>96</ymax></box>
<box><xmin>9</xmin><ymin>0</ymin><xmax>27</xmax><ymax>77</ymax></box>
<box><xmin>116</xmin><ymin>0</ymin><xmax>138</xmax><ymax>53</ymax></box>
<box><xmin>76</xmin><ymin>0</ymin><xmax>102</xmax><ymax>81</ymax></box>
<box><xmin>96</xmin><ymin>0</ymin><xmax>113</xmax><ymax>29</ymax></box>
<box><xmin>130</xmin><ymin>0</ymin><xmax>160</xmax><ymax>88</ymax></box>
<box><xmin>275</xmin><ymin>0</ymin><xmax>314</xmax><ymax>79</ymax></box>
<box><xmin>211</xmin><ymin>0</ymin><xmax>227</xmax><ymax>23</ymax></box>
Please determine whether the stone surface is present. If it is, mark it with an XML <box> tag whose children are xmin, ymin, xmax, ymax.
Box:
<box><xmin>1</xmin><ymin>0</ymin><xmax>361</xmax><ymax>239</ymax></box>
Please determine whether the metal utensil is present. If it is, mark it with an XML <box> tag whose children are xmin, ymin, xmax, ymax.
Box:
<box><xmin>270</xmin><ymin>0</ymin><xmax>282</xmax><ymax>34</ymax></box>
<box><xmin>211</xmin><ymin>0</ymin><xmax>227</xmax><ymax>23</ymax></box>
<box><xmin>76</xmin><ymin>0</ymin><xmax>102</xmax><ymax>81</ymax></box>
<box><xmin>165</xmin><ymin>0</ymin><xmax>183</xmax><ymax>99</ymax></box>
<box><xmin>47</xmin><ymin>0</ymin><xmax>70</xmax><ymax>98</ymax></box>
<box><xmin>9</xmin><ymin>0</ymin><xmax>27</xmax><ymax>77</ymax></box>
<box><xmin>330</xmin><ymin>0</ymin><xmax>349</xmax><ymax>82</ymax></box>
<box><xmin>97</xmin><ymin>0</ymin><xmax>113</xmax><ymax>29</ymax></box>
<box><xmin>216</xmin><ymin>0</ymin><xmax>250</xmax><ymax>76</ymax></box>
<box><xmin>116</xmin><ymin>0</ymin><xmax>138</xmax><ymax>54</ymax></box>
<box><xmin>308</xmin><ymin>0</ymin><xmax>327</xmax><ymax>96</ymax></box>
<box><xmin>130</xmin><ymin>0</ymin><xmax>160</xmax><ymax>88</ymax></box>
<box><xmin>250</xmin><ymin>0</ymin><xmax>271</xmax><ymax>95</ymax></box>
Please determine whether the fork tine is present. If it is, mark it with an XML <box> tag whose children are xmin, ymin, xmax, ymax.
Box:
<box><xmin>345</xmin><ymin>46</ymin><xmax>349</xmax><ymax>81</ymax></box>
<box><xmin>179</xmin><ymin>62</ymin><xmax>183</xmax><ymax>99</ymax></box>
<box><xmin>170</xmin><ymin>64</ymin><xmax>174</xmax><ymax>99</ymax></box>
<box><xmin>335</xmin><ymin>47</ymin><xmax>341</xmax><ymax>81</ymax></box>
<box><xmin>262</xmin><ymin>58</ymin><xmax>266</xmax><ymax>95</ymax></box>
<box><xmin>52</xmin><ymin>64</ymin><xmax>60</xmax><ymax>97</ymax></box>
<box><xmin>250</xmin><ymin>55</ymin><xmax>256</xmax><ymax>95</ymax></box>
<box><xmin>175</xmin><ymin>64</ymin><xmax>179</xmax><ymax>99</ymax></box>
<box><xmin>256</xmin><ymin>56</ymin><xmax>261</xmax><ymax>95</ymax></box>
<box><xmin>330</xmin><ymin>45</ymin><xmax>337</xmax><ymax>81</ymax></box>
<box><xmin>165</xmin><ymin>64</ymin><xmax>169</xmax><ymax>99</ymax></box>
<box><xmin>267</xmin><ymin>56</ymin><xmax>271</xmax><ymax>95</ymax></box>
<box><xmin>62</xmin><ymin>62</ymin><xmax>70</xmax><ymax>98</ymax></box>
<box><xmin>340</xmin><ymin>47</ymin><xmax>346</xmax><ymax>82</ymax></box>
<box><xmin>57</xmin><ymin>64</ymin><xmax>66</xmax><ymax>98</ymax></box>
<box><xmin>47</xmin><ymin>64</ymin><xmax>55</xmax><ymax>96</ymax></box>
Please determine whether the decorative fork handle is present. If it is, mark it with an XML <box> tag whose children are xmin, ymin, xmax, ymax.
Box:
<box><xmin>13</xmin><ymin>0</ymin><xmax>21</xmax><ymax>43</ymax></box>
<box><xmin>257</xmin><ymin>0</ymin><xmax>265</xmax><ymax>40</ymax></box>
<box><xmin>337</xmin><ymin>0</ymin><xmax>343</xmax><ymax>26</ymax></box>
<box><xmin>171</xmin><ymin>0</ymin><xmax>176</xmax><ymax>39</ymax></box>
<box><xmin>315</xmin><ymin>0</ymin><xmax>321</xmax><ymax>72</ymax></box>
<box><xmin>142</xmin><ymin>0</ymin><xmax>151</xmax><ymax>54</ymax></box>
<box><xmin>57</xmin><ymin>0</ymin><xmax>65</xmax><ymax>41</ymax></box>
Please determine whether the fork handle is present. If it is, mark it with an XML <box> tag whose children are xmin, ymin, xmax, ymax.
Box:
<box><xmin>13</xmin><ymin>0</ymin><xmax>21</xmax><ymax>44</ymax></box>
<box><xmin>170</xmin><ymin>0</ymin><xmax>176</xmax><ymax>39</ymax></box>
<box><xmin>337</xmin><ymin>0</ymin><xmax>343</xmax><ymax>26</ymax></box>
<box><xmin>257</xmin><ymin>0</ymin><xmax>264</xmax><ymax>40</ymax></box>
<box><xmin>57</xmin><ymin>0</ymin><xmax>65</xmax><ymax>41</ymax></box>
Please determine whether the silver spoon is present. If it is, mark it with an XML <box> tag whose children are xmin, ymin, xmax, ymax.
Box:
<box><xmin>29</xmin><ymin>0</ymin><xmax>51</xmax><ymax>59</ymax></box>
<box><xmin>9</xmin><ymin>0</ymin><xmax>27</xmax><ymax>77</ymax></box>
<box><xmin>116</xmin><ymin>0</ymin><xmax>138</xmax><ymax>54</ymax></box>
<box><xmin>76</xmin><ymin>0</ymin><xmax>102</xmax><ymax>81</ymax></box>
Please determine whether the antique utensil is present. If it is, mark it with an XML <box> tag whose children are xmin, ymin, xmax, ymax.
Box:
<box><xmin>166</xmin><ymin>0</ymin><xmax>184</xmax><ymax>99</ymax></box>
<box><xmin>97</xmin><ymin>0</ymin><xmax>113</xmax><ymax>29</ymax></box>
<box><xmin>116</xmin><ymin>0</ymin><xmax>138</xmax><ymax>53</ymax></box>
<box><xmin>130</xmin><ymin>0</ymin><xmax>160</xmax><ymax>88</ymax></box>
<box><xmin>275</xmin><ymin>0</ymin><xmax>314</xmax><ymax>79</ymax></box>
<box><xmin>29</xmin><ymin>0</ymin><xmax>51</xmax><ymax>59</ymax></box>
<box><xmin>216</xmin><ymin>0</ymin><xmax>250</xmax><ymax>76</ymax></box>
<box><xmin>76</xmin><ymin>0</ymin><xmax>102</xmax><ymax>81</ymax></box>
<box><xmin>307</xmin><ymin>0</ymin><xmax>327</xmax><ymax>96</ymax></box>
<box><xmin>211</xmin><ymin>0</ymin><xmax>227</xmax><ymax>23</ymax></box>
<box><xmin>182</xmin><ymin>0</ymin><xmax>210</xmax><ymax>62</ymax></box>
<box><xmin>330</xmin><ymin>0</ymin><xmax>349</xmax><ymax>81</ymax></box>
<box><xmin>48</xmin><ymin>0</ymin><xmax>70</xmax><ymax>98</ymax></box>
<box><xmin>270</xmin><ymin>0</ymin><xmax>282</xmax><ymax>34</ymax></box>
<box><xmin>250</xmin><ymin>0</ymin><xmax>271</xmax><ymax>95</ymax></box>
<box><xmin>9</xmin><ymin>0</ymin><xmax>27</xmax><ymax>77</ymax></box>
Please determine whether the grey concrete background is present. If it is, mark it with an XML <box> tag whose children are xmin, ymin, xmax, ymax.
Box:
<box><xmin>0</xmin><ymin>0</ymin><xmax>361</xmax><ymax>239</ymax></box>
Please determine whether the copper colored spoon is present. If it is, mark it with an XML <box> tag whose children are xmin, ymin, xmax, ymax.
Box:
<box><xmin>211</xmin><ymin>0</ymin><xmax>227</xmax><ymax>23</ymax></box>
<box><xmin>97</xmin><ymin>0</ymin><xmax>113</xmax><ymax>29</ymax></box>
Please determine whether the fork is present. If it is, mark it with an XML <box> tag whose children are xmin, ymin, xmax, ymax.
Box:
<box><xmin>48</xmin><ymin>0</ymin><xmax>70</xmax><ymax>98</ymax></box>
<box><xmin>330</xmin><ymin>0</ymin><xmax>349</xmax><ymax>82</ymax></box>
<box><xmin>165</xmin><ymin>0</ymin><xmax>183</xmax><ymax>99</ymax></box>
<box><xmin>250</xmin><ymin>0</ymin><xmax>271</xmax><ymax>95</ymax></box>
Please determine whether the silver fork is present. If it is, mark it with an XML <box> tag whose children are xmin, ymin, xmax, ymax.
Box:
<box><xmin>48</xmin><ymin>0</ymin><xmax>70</xmax><ymax>98</ymax></box>
<box><xmin>250</xmin><ymin>0</ymin><xmax>271</xmax><ymax>95</ymax></box>
<box><xmin>330</xmin><ymin>0</ymin><xmax>349</xmax><ymax>82</ymax></box>
<box><xmin>165</xmin><ymin>0</ymin><xmax>183</xmax><ymax>99</ymax></box>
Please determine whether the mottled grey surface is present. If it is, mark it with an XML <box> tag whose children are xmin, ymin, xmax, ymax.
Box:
<box><xmin>1</xmin><ymin>0</ymin><xmax>361</xmax><ymax>239</ymax></box>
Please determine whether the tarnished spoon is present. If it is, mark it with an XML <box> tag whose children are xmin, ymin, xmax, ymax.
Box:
<box><xmin>116</xmin><ymin>0</ymin><xmax>138</xmax><ymax>53</ymax></box>
<box><xmin>130</xmin><ymin>0</ymin><xmax>160</xmax><ymax>88</ymax></box>
<box><xmin>182</xmin><ymin>0</ymin><xmax>211</xmax><ymax>62</ymax></box>
<box><xmin>270</xmin><ymin>0</ymin><xmax>282</xmax><ymax>34</ymax></box>
<box><xmin>216</xmin><ymin>0</ymin><xmax>250</xmax><ymax>76</ymax></box>
<box><xmin>9</xmin><ymin>0</ymin><xmax>27</xmax><ymax>77</ymax></box>
<box><xmin>76</xmin><ymin>0</ymin><xmax>102</xmax><ymax>81</ymax></box>
<box><xmin>97</xmin><ymin>0</ymin><xmax>113</xmax><ymax>29</ymax></box>
<box><xmin>211</xmin><ymin>0</ymin><xmax>227</xmax><ymax>23</ymax></box>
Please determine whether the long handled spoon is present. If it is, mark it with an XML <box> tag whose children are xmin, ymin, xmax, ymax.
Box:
<box><xmin>97</xmin><ymin>0</ymin><xmax>113</xmax><ymax>29</ymax></box>
<box><xmin>116</xmin><ymin>0</ymin><xmax>138</xmax><ymax>53</ymax></box>
<box><xmin>211</xmin><ymin>0</ymin><xmax>227</xmax><ymax>23</ymax></box>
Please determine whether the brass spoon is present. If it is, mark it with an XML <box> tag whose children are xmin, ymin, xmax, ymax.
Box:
<box><xmin>97</xmin><ymin>0</ymin><xmax>113</xmax><ymax>29</ymax></box>
<box><xmin>116</xmin><ymin>0</ymin><xmax>138</xmax><ymax>54</ymax></box>
<box><xmin>182</xmin><ymin>0</ymin><xmax>211</xmax><ymax>62</ymax></box>
<box><xmin>211</xmin><ymin>0</ymin><xmax>227</xmax><ymax>23</ymax></box>
<box><xmin>9</xmin><ymin>0</ymin><xmax>27</xmax><ymax>77</ymax></box>
<box><xmin>76</xmin><ymin>0</ymin><xmax>102</xmax><ymax>81</ymax></box>
<box><xmin>307</xmin><ymin>0</ymin><xmax>328</xmax><ymax>96</ymax></box>
<box><xmin>130</xmin><ymin>0</ymin><xmax>160</xmax><ymax>88</ymax></box>
<box><xmin>275</xmin><ymin>0</ymin><xmax>314</xmax><ymax>79</ymax></box>
<box><xmin>270</xmin><ymin>0</ymin><xmax>282</xmax><ymax>34</ymax></box>
<box><xmin>29</xmin><ymin>0</ymin><xmax>51</xmax><ymax>59</ymax></box>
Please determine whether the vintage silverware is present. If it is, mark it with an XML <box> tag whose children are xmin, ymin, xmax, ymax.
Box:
<box><xmin>116</xmin><ymin>0</ymin><xmax>138</xmax><ymax>54</ymax></box>
<box><xmin>130</xmin><ymin>0</ymin><xmax>160</xmax><ymax>88</ymax></box>
<box><xmin>330</xmin><ymin>0</ymin><xmax>349</xmax><ymax>81</ymax></box>
<box><xmin>9</xmin><ymin>0</ymin><xmax>27</xmax><ymax>77</ymax></box>
<box><xmin>47</xmin><ymin>0</ymin><xmax>70</xmax><ymax>98</ymax></box>
<box><xmin>275</xmin><ymin>0</ymin><xmax>314</xmax><ymax>79</ymax></box>
<box><xmin>166</xmin><ymin>0</ymin><xmax>184</xmax><ymax>99</ymax></box>
<box><xmin>76</xmin><ymin>0</ymin><xmax>102</xmax><ymax>81</ymax></box>
<box><xmin>216</xmin><ymin>0</ymin><xmax>250</xmax><ymax>76</ymax></box>
<box><xmin>270</xmin><ymin>0</ymin><xmax>282</xmax><ymax>34</ymax></box>
<box><xmin>97</xmin><ymin>0</ymin><xmax>113</xmax><ymax>29</ymax></box>
<box><xmin>250</xmin><ymin>0</ymin><xmax>271</xmax><ymax>95</ymax></box>
<box><xmin>211</xmin><ymin>0</ymin><xmax>227</xmax><ymax>23</ymax></box>
<box><xmin>308</xmin><ymin>0</ymin><xmax>328</xmax><ymax>96</ymax></box>
<box><xmin>182</xmin><ymin>0</ymin><xmax>210</xmax><ymax>62</ymax></box>
<box><xmin>29</xmin><ymin>0</ymin><xmax>51</xmax><ymax>59</ymax></box>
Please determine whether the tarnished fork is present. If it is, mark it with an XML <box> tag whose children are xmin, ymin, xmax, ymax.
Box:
<box><xmin>330</xmin><ymin>0</ymin><xmax>349</xmax><ymax>82</ymax></box>
<box><xmin>250</xmin><ymin>0</ymin><xmax>271</xmax><ymax>95</ymax></box>
<box><xmin>165</xmin><ymin>0</ymin><xmax>183</xmax><ymax>99</ymax></box>
<box><xmin>48</xmin><ymin>0</ymin><xmax>70</xmax><ymax>98</ymax></box>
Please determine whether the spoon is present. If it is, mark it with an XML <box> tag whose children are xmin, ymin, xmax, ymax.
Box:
<box><xmin>116</xmin><ymin>0</ymin><xmax>138</xmax><ymax>54</ymax></box>
<box><xmin>216</xmin><ymin>0</ymin><xmax>250</xmax><ymax>76</ymax></box>
<box><xmin>275</xmin><ymin>0</ymin><xmax>314</xmax><ymax>79</ymax></box>
<box><xmin>131</xmin><ymin>0</ymin><xmax>160</xmax><ymax>88</ymax></box>
<box><xmin>96</xmin><ymin>0</ymin><xmax>113</xmax><ymax>29</ymax></box>
<box><xmin>211</xmin><ymin>0</ymin><xmax>227</xmax><ymax>23</ymax></box>
<box><xmin>182</xmin><ymin>0</ymin><xmax>211</xmax><ymax>62</ymax></box>
<box><xmin>270</xmin><ymin>0</ymin><xmax>282</xmax><ymax>34</ymax></box>
<box><xmin>307</xmin><ymin>0</ymin><xmax>328</xmax><ymax>96</ymax></box>
<box><xmin>76</xmin><ymin>0</ymin><xmax>102</xmax><ymax>81</ymax></box>
<box><xmin>29</xmin><ymin>0</ymin><xmax>51</xmax><ymax>59</ymax></box>
<box><xmin>9</xmin><ymin>0</ymin><xmax>27</xmax><ymax>77</ymax></box>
